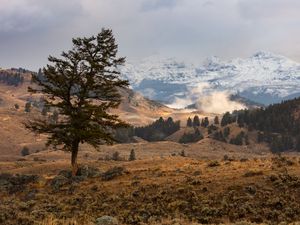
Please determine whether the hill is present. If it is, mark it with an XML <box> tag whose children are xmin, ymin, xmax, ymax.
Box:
<box><xmin>0</xmin><ymin>68</ymin><xmax>174</xmax><ymax>159</ymax></box>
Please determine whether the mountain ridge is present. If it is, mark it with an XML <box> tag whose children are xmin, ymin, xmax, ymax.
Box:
<box><xmin>121</xmin><ymin>51</ymin><xmax>300</xmax><ymax>105</ymax></box>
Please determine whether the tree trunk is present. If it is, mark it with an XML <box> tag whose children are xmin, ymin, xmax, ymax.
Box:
<box><xmin>71</xmin><ymin>140</ymin><xmax>80</xmax><ymax>176</ymax></box>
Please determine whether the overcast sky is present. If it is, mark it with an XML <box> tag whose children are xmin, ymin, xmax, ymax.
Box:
<box><xmin>0</xmin><ymin>0</ymin><xmax>300</xmax><ymax>70</ymax></box>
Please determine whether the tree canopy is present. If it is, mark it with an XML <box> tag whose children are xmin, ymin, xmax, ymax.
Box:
<box><xmin>26</xmin><ymin>29</ymin><xmax>129</xmax><ymax>175</ymax></box>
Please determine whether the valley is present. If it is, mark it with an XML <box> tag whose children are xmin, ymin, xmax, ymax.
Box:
<box><xmin>1</xmin><ymin>64</ymin><xmax>300</xmax><ymax>225</ymax></box>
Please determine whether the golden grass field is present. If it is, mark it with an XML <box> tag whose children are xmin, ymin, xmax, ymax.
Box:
<box><xmin>2</xmin><ymin>148</ymin><xmax>300</xmax><ymax>225</ymax></box>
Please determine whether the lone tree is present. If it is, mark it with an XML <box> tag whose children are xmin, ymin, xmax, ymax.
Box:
<box><xmin>25</xmin><ymin>29</ymin><xmax>129</xmax><ymax>175</ymax></box>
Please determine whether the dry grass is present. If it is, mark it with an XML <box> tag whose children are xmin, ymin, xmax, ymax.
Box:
<box><xmin>1</xmin><ymin>155</ymin><xmax>300</xmax><ymax>224</ymax></box>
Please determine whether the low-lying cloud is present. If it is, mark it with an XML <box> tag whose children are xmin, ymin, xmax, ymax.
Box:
<box><xmin>167</xmin><ymin>83</ymin><xmax>246</xmax><ymax>114</ymax></box>
<box><xmin>194</xmin><ymin>91</ymin><xmax>245</xmax><ymax>114</ymax></box>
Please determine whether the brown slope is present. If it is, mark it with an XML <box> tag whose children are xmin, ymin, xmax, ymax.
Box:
<box><xmin>0</xmin><ymin>69</ymin><xmax>174</xmax><ymax>159</ymax></box>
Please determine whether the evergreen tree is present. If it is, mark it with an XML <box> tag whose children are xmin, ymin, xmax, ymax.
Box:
<box><xmin>179</xmin><ymin>128</ymin><xmax>203</xmax><ymax>143</ymax></box>
<box><xmin>257</xmin><ymin>132</ymin><xmax>264</xmax><ymax>143</ymax></box>
<box><xmin>296</xmin><ymin>136</ymin><xmax>300</xmax><ymax>152</ymax></box>
<box><xmin>207</xmin><ymin>124</ymin><xmax>218</xmax><ymax>134</ymax></box>
<box><xmin>237</xmin><ymin>115</ymin><xmax>245</xmax><ymax>127</ymax></box>
<box><xmin>112</xmin><ymin>151</ymin><xmax>121</xmax><ymax>161</ymax></box>
<box><xmin>214</xmin><ymin>116</ymin><xmax>219</xmax><ymax>125</ymax></box>
<box><xmin>129</xmin><ymin>149</ymin><xmax>136</xmax><ymax>161</ymax></box>
<box><xmin>41</xmin><ymin>106</ymin><xmax>49</xmax><ymax>116</ymax></box>
<box><xmin>14</xmin><ymin>103</ymin><xmax>19</xmax><ymax>110</ymax></box>
<box><xmin>230</xmin><ymin>131</ymin><xmax>244</xmax><ymax>145</ymax></box>
<box><xmin>187</xmin><ymin>117</ymin><xmax>193</xmax><ymax>127</ymax></box>
<box><xmin>193</xmin><ymin>115</ymin><xmax>200</xmax><ymax>127</ymax></box>
<box><xmin>134</xmin><ymin>117</ymin><xmax>180</xmax><ymax>142</ymax></box>
<box><xmin>221</xmin><ymin>112</ymin><xmax>230</xmax><ymax>126</ymax></box>
<box><xmin>25</xmin><ymin>102</ymin><xmax>31</xmax><ymax>113</ymax></box>
<box><xmin>223</xmin><ymin>127</ymin><xmax>230</xmax><ymax>138</ymax></box>
<box><xmin>50</xmin><ymin>110</ymin><xmax>59</xmax><ymax>124</ymax></box>
<box><xmin>25</xmin><ymin>29</ymin><xmax>129</xmax><ymax>176</ymax></box>
<box><xmin>21</xmin><ymin>146</ymin><xmax>30</xmax><ymax>156</ymax></box>
<box><xmin>245</xmin><ymin>134</ymin><xmax>250</xmax><ymax>145</ymax></box>
<box><xmin>213</xmin><ymin>131</ymin><xmax>226</xmax><ymax>143</ymax></box>
<box><xmin>203</xmin><ymin>117</ymin><xmax>209</xmax><ymax>127</ymax></box>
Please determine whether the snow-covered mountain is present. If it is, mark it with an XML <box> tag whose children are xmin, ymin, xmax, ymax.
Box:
<box><xmin>121</xmin><ymin>51</ymin><xmax>300</xmax><ymax>106</ymax></box>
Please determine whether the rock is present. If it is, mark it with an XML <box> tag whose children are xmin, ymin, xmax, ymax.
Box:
<box><xmin>95</xmin><ymin>216</ymin><xmax>118</xmax><ymax>225</ymax></box>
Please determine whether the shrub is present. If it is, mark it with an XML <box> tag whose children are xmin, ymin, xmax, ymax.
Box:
<box><xmin>112</xmin><ymin>151</ymin><xmax>121</xmax><ymax>161</ymax></box>
<box><xmin>179</xmin><ymin>150</ymin><xmax>186</xmax><ymax>157</ymax></box>
<box><xmin>207</xmin><ymin>160</ymin><xmax>220</xmax><ymax>167</ymax></box>
<box><xmin>21</xmin><ymin>146</ymin><xmax>30</xmax><ymax>156</ymax></box>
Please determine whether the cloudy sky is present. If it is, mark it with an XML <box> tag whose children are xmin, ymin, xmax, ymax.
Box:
<box><xmin>0</xmin><ymin>0</ymin><xmax>300</xmax><ymax>70</ymax></box>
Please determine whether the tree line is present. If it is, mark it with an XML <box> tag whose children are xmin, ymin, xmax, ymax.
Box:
<box><xmin>134</xmin><ymin>117</ymin><xmax>180</xmax><ymax>142</ymax></box>
<box><xmin>226</xmin><ymin>98</ymin><xmax>300</xmax><ymax>152</ymax></box>
<box><xmin>0</xmin><ymin>71</ymin><xmax>24</xmax><ymax>86</ymax></box>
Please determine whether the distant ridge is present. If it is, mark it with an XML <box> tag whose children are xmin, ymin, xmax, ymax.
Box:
<box><xmin>121</xmin><ymin>51</ymin><xmax>300</xmax><ymax>105</ymax></box>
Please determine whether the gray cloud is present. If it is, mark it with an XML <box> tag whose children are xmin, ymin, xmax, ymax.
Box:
<box><xmin>0</xmin><ymin>0</ymin><xmax>300</xmax><ymax>71</ymax></box>
<box><xmin>0</xmin><ymin>0</ymin><xmax>83</xmax><ymax>34</ymax></box>
<box><xmin>238</xmin><ymin>0</ymin><xmax>300</xmax><ymax>21</ymax></box>
<box><xmin>141</xmin><ymin>0</ymin><xmax>179</xmax><ymax>11</ymax></box>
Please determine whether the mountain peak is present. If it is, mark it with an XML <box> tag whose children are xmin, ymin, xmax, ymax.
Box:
<box><xmin>251</xmin><ymin>51</ymin><xmax>281</xmax><ymax>59</ymax></box>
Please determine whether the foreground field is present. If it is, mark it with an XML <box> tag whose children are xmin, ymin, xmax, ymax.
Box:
<box><xmin>1</xmin><ymin>145</ymin><xmax>300</xmax><ymax>225</ymax></box>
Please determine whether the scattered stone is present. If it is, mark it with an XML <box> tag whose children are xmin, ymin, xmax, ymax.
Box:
<box><xmin>193</xmin><ymin>170</ymin><xmax>201</xmax><ymax>176</ymax></box>
<box><xmin>95</xmin><ymin>216</ymin><xmax>118</xmax><ymax>225</ymax></box>
<box><xmin>245</xmin><ymin>185</ymin><xmax>257</xmax><ymax>195</ymax></box>
<box><xmin>243</xmin><ymin>170</ymin><xmax>263</xmax><ymax>177</ymax></box>
<box><xmin>207</xmin><ymin>160</ymin><xmax>220</xmax><ymax>167</ymax></box>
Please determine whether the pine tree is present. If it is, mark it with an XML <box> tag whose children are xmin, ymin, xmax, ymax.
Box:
<box><xmin>223</xmin><ymin>127</ymin><xmax>230</xmax><ymax>138</ymax></box>
<box><xmin>21</xmin><ymin>146</ymin><xmax>30</xmax><ymax>156</ymax></box>
<box><xmin>25</xmin><ymin>29</ymin><xmax>129</xmax><ymax>176</ymax></box>
<box><xmin>112</xmin><ymin>151</ymin><xmax>121</xmax><ymax>161</ymax></box>
<box><xmin>129</xmin><ymin>149</ymin><xmax>136</xmax><ymax>161</ymax></box>
<box><xmin>214</xmin><ymin>116</ymin><xmax>219</xmax><ymax>125</ymax></box>
<box><xmin>203</xmin><ymin>117</ymin><xmax>209</xmax><ymax>127</ymax></box>
<box><xmin>41</xmin><ymin>106</ymin><xmax>49</xmax><ymax>116</ymax></box>
<box><xmin>187</xmin><ymin>117</ymin><xmax>192</xmax><ymax>127</ymax></box>
<box><xmin>221</xmin><ymin>112</ymin><xmax>232</xmax><ymax>126</ymax></box>
<box><xmin>25</xmin><ymin>102</ymin><xmax>31</xmax><ymax>113</ymax></box>
<box><xmin>193</xmin><ymin>115</ymin><xmax>200</xmax><ymax>127</ymax></box>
